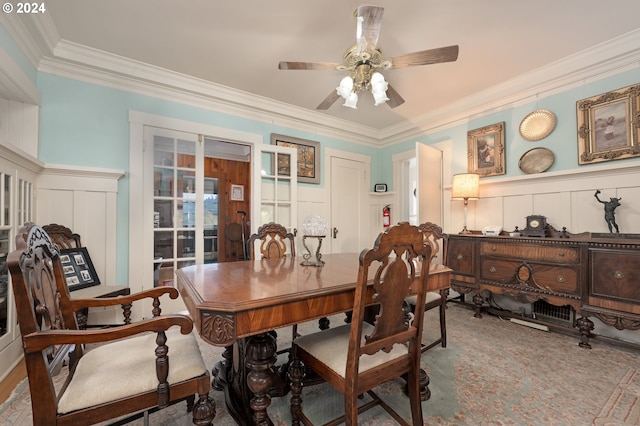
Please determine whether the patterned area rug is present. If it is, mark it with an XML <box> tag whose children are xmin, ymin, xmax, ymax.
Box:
<box><xmin>1</xmin><ymin>303</ymin><xmax>639</xmax><ymax>425</ymax></box>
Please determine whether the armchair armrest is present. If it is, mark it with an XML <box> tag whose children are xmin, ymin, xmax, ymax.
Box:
<box><xmin>69</xmin><ymin>287</ymin><xmax>178</xmax><ymax>310</ymax></box>
<box><xmin>22</xmin><ymin>314</ymin><xmax>193</xmax><ymax>353</ymax></box>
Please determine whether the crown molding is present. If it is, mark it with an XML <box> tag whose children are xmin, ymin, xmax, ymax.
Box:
<box><xmin>379</xmin><ymin>28</ymin><xmax>640</xmax><ymax>146</ymax></box>
<box><xmin>6</xmin><ymin>13</ymin><xmax>640</xmax><ymax>147</ymax></box>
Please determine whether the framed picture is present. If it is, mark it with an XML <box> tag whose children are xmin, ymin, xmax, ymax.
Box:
<box><xmin>59</xmin><ymin>247</ymin><xmax>100</xmax><ymax>291</ymax></box>
<box><xmin>577</xmin><ymin>83</ymin><xmax>640</xmax><ymax>165</ymax></box>
<box><xmin>230</xmin><ymin>184</ymin><xmax>244</xmax><ymax>201</ymax></box>
<box><xmin>270</xmin><ymin>133</ymin><xmax>320</xmax><ymax>184</ymax></box>
<box><xmin>467</xmin><ymin>122</ymin><xmax>506</xmax><ymax>177</ymax></box>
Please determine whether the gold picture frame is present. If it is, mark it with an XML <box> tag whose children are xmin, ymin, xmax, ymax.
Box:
<box><xmin>577</xmin><ymin>83</ymin><xmax>640</xmax><ymax>165</ymax></box>
<box><xmin>271</xmin><ymin>133</ymin><xmax>320</xmax><ymax>184</ymax></box>
<box><xmin>467</xmin><ymin>122</ymin><xmax>506</xmax><ymax>177</ymax></box>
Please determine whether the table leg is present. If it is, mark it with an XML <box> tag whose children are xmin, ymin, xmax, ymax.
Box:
<box><xmin>246</xmin><ymin>332</ymin><xmax>278</xmax><ymax>425</ymax></box>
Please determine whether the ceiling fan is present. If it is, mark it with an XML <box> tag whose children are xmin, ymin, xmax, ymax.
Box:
<box><xmin>278</xmin><ymin>5</ymin><xmax>459</xmax><ymax>110</ymax></box>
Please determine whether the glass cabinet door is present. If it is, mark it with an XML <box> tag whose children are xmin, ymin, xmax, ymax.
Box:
<box><xmin>0</xmin><ymin>173</ymin><xmax>11</xmax><ymax>340</ymax></box>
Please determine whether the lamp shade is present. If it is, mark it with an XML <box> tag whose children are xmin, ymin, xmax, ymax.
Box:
<box><xmin>451</xmin><ymin>173</ymin><xmax>480</xmax><ymax>200</ymax></box>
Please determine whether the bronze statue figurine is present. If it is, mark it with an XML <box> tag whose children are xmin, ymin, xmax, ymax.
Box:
<box><xmin>594</xmin><ymin>190</ymin><xmax>621</xmax><ymax>233</ymax></box>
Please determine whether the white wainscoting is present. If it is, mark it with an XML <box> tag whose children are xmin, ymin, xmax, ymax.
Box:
<box><xmin>448</xmin><ymin>161</ymin><xmax>640</xmax><ymax>235</ymax></box>
<box><xmin>36</xmin><ymin>164</ymin><xmax>125</xmax><ymax>325</ymax></box>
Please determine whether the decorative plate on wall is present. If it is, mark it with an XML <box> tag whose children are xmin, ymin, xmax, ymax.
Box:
<box><xmin>518</xmin><ymin>147</ymin><xmax>555</xmax><ymax>174</ymax></box>
<box><xmin>519</xmin><ymin>110</ymin><xmax>556</xmax><ymax>141</ymax></box>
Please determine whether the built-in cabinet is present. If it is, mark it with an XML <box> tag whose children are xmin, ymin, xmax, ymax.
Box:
<box><xmin>0</xmin><ymin>145</ymin><xmax>38</xmax><ymax>381</ymax></box>
<box><xmin>446</xmin><ymin>232</ymin><xmax>640</xmax><ymax>348</ymax></box>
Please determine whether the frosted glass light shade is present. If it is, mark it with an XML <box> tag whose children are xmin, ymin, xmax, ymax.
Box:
<box><xmin>343</xmin><ymin>92</ymin><xmax>358</xmax><ymax>109</ymax></box>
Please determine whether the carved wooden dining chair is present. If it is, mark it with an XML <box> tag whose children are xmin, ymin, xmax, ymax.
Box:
<box><xmin>289</xmin><ymin>222</ymin><xmax>433</xmax><ymax>426</ymax></box>
<box><xmin>8</xmin><ymin>223</ymin><xmax>216</xmax><ymax>425</ymax></box>
<box><xmin>247</xmin><ymin>222</ymin><xmax>300</xmax><ymax>350</ymax></box>
<box><xmin>405</xmin><ymin>222</ymin><xmax>449</xmax><ymax>352</ymax></box>
<box><xmin>42</xmin><ymin>223</ymin><xmax>82</xmax><ymax>249</ymax></box>
<box><xmin>41</xmin><ymin>223</ymin><xmax>131</xmax><ymax>329</ymax></box>
<box><xmin>247</xmin><ymin>222</ymin><xmax>296</xmax><ymax>260</ymax></box>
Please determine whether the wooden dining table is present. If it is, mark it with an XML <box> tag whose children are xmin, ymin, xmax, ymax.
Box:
<box><xmin>176</xmin><ymin>252</ymin><xmax>451</xmax><ymax>425</ymax></box>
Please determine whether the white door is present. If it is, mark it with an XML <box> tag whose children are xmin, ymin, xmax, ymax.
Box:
<box><xmin>416</xmin><ymin>142</ymin><xmax>443</xmax><ymax>226</ymax></box>
<box><xmin>253</xmin><ymin>143</ymin><xmax>298</xmax><ymax>235</ymax></box>
<box><xmin>330</xmin><ymin>156</ymin><xmax>368</xmax><ymax>253</ymax></box>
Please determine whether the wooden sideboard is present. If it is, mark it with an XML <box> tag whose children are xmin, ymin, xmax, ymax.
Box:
<box><xmin>446</xmin><ymin>231</ymin><xmax>640</xmax><ymax>348</ymax></box>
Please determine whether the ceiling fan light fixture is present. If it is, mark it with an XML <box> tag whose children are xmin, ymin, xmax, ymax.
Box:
<box><xmin>370</xmin><ymin>72</ymin><xmax>389</xmax><ymax>105</ymax></box>
<box><xmin>343</xmin><ymin>92</ymin><xmax>358</xmax><ymax>109</ymax></box>
<box><xmin>336</xmin><ymin>76</ymin><xmax>354</xmax><ymax>99</ymax></box>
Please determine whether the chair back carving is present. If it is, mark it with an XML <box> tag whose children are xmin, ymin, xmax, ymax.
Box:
<box><xmin>8</xmin><ymin>223</ymin><xmax>83</xmax><ymax>404</ymax></box>
<box><xmin>247</xmin><ymin>222</ymin><xmax>295</xmax><ymax>259</ymax></box>
<box><xmin>42</xmin><ymin>223</ymin><xmax>82</xmax><ymax>249</ymax></box>
<box><xmin>418</xmin><ymin>221</ymin><xmax>447</xmax><ymax>263</ymax></box>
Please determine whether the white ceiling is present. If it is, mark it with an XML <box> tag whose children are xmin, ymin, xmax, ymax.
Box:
<box><xmin>15</xmin><ymin>1</ymin><xmax>640</xmax><ymax>133</ymax></box>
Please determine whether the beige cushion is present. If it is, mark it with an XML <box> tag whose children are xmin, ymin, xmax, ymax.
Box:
<box><xmin>58</xmin><ymin>327</ymin><xmax>207</xmax><ymax>414</ymax></box>
<box><xmin>294</xmin><ymin>322</ymin><xmax>408</xmax><ymax>378</ymax></box>
<box><xmin>405</xmin><ymin>291</ymin><xmax>441</xmax><ymax>306</ymax></box>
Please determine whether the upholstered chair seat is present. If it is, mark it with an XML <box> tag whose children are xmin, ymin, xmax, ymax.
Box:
<box><xmin>58</xmin><ymin>327</ymin><xmax>207</xmax><ymax>414</ymax></box>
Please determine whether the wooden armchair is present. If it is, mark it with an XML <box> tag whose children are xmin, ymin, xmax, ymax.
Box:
<box><xmin>289</xmin><ymin>222</ymin><xmax>433</xmax><ymax>426</ymax></box>
<box><xmin>8</xmin><ymin>223</ymin><xmax>216</xmax><ymax>425</ymax></box>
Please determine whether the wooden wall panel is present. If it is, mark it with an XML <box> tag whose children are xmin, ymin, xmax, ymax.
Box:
<box><xmin>204</xmin><ymin>157</ymin><xmax>250</xmax><ymax>262</ymax></box>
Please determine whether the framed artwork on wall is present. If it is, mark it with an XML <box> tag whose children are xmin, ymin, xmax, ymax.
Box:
<box><xmin>577</xmin><ymin>83</ymin><xmax>640</xmax><ymax>165</ymax></box>
<box><xmin>467</xmin><ymin>122</ymin><xmax>506</xmax><ymax>177</ymax></box>
<box><xmin>270</xmin><ymin>133</ymin><xmax>320</xmax><ymax>184</ymax></box>
<box><xmin>60</xmin><ymin>247</ymin><xmax>100</xmax><ymax>291</ymax></box>
<box><xmin>231</xmin><ymin>184</ymin><xmax>244</xmax><ymax>201</ymax></box>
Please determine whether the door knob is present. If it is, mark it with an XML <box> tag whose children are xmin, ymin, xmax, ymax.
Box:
<box><xmin>333</xmin><ymin>227</ymin><xmax>338</xmax><ymax>238</ymax></box>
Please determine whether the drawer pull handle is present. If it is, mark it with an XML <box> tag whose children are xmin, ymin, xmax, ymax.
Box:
<box><xmin>613</xmin><ymin>271</ymin><xmax>624</xmax><ymax>279</ymax></box>
<box><xmin>489</xmin><ymin>266</ymin><xmax>496</xmax><ymax>273</ymax></box>
<box><xmin>456</xmin><ymin>254</ymin><xmax>463</xmax><ymax>260</ymax></box>
<box><xmin>559</xmin><ymin>251</ymin><xmax>565</xmax><ymax>257</ymax></box>
<box><xmin>556</xmin><ymin>275</ymin><xmax>565</xmax><ymax>283</ymax></box>
<box><xmin>491</xmin><ymin>245</ymin><xmax>497</xmax><ymax>251</ymax></box>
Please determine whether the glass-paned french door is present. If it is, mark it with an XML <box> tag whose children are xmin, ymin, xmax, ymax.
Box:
<box><xmin>144</xmin><ymin>125</ymin><xmax>298</xmax><ymax>288</ymax></box>
<box><xmin>255</xmin><ymin>144</ymin><xmax>297</xmax><ymax>232</ymax></box>
<box><xmin>150</xmin><ymin>129</ymin><xmax>202</xmax><ymax>287</ymax></box>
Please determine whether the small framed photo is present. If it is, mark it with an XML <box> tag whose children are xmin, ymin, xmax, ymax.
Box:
<box><xmin>577</xmin><ymin>83</ymin><xmax>640</xmax><ymax>165</ymax></box>
<box><xmin>374</xmin><ymin>183</ymin><xmax>387</xmax><ymax>192</ymax></box>
<box><xmin>467</xmin><ymin>122</ymin><xmax>506</xmax><ymax>177</ymax></box>
<box><xmin>59</xmin><ymin>247</ymin><xmax>100</xmax><ymax>291</ymax></box>
<box><xmin>231</xmin><ymin>184</ymin><xmax>244</xmax><ymax>201</ymax></box>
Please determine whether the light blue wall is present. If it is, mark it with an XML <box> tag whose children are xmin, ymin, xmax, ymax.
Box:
<box><xmin>36</xmin><ymin>73</ymin><xmax>378</xmax><ymax>283</ymax></box>
<box><xmin>375</xmin><ymin>68</ymin><xmax>640</xmax><ymax>189</ymax></box>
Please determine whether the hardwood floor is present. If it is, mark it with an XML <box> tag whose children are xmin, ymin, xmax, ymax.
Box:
<box><xmin>0</xmin><ymin>359</ymin><xmax>26</xmax><ymax>404</ymax></box>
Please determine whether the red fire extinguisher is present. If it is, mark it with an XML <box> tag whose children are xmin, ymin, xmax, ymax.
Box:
<box><xmin>383</xmin><ymin>205</ymin><xmax>391</xmax><ymax>228</ymax></box>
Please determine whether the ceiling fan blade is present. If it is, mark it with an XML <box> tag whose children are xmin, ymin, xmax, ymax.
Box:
<box><xmin>389</xmin><ymin>45</ymin><xmax>459</xmax><ymax>69</ymax></box>
<box><xmin>356</xmin><ymin>5</ymin><xmax>384</xmax><ymax>56</ymax></box>
<box><xmin>316</xmin><ymin>90</ymin><xmax>341</xmax><ymax>110</ymax></box>
<box><xmin>278</xmin><ymin>61</ymin><xmax>341</xmax><ymax>71</ymax></box>
<box><xmin>385</xmin><ymin>84</ymin><xmax>405</xmax><ymax>109</ymax></box>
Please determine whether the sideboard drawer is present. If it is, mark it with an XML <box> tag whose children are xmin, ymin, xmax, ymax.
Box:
<box><xmin>446</xmin><ymin>238</ymin><xmax>474</xmax><ymax>276</ymax></box>
<box><xmin>480</xmin><ymin>258</ymin><xmax>579</xmax><ymax>295</ymax></box>
<box><xmin>480</xmin><ymin>241</ymin><xmax>580</xmax><ymax>264</ymax></box>
<box><xmin>589</xmin><ymin>249</ymin><xmax>640</xmax><ymax>314</ymax></box>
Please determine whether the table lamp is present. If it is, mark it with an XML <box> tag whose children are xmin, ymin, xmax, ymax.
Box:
<box><xmin>452</xmin><ymin>173</ymin><xmax>480</xmax><ymax>234</ymax></box>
